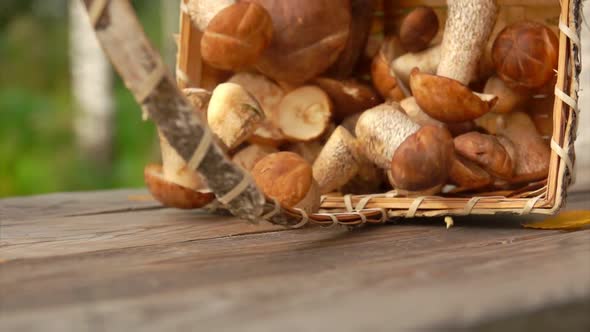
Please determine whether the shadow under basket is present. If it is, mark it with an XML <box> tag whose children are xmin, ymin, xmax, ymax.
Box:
<box><xmin>83</xmin><ymin>0</ymin><xmax>583</xmax><ymax>228</ymax></box>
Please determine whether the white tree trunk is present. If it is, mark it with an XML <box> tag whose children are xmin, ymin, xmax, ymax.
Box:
<box><xmin>70</xmin><ymin>0</ymin><xmax>114</xmax><ymax>165</ymax></box>
<box><xmin>572</xmin><ymin>3</ymin><xmax>590</xmax><ymax>192</ymax></box>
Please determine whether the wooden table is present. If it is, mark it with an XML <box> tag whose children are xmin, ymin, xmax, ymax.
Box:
<box><xmin>1</xmin><ymin>190</ymin><xmax>589</xmax><ymax>331</ymax></box>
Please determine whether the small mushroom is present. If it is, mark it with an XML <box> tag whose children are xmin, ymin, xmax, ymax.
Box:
<box><xmin>454</xmin><ymin>132</ymin><xmax>514</xmax><ymax>179</ymax></box>
<box><xmin>371</xmin><ymin>36</ymin><xmax>407</xmax><ymax>102</ymax></box>
<box><xmin>201</xmin><ymin>2</ymin><xmax>273</xmax><ymax>71</ymax></box>
<box><xmin>399</xmin><ymin>6</ymin><xmax>439</xmax><ymax>52</ymax></box>
<box><xmin>312</xmin><ymin>126</ymin><xmax>360</xmax><ymax>194</ymax></box>
<box><xmin>410</xmin><ymin>70</ymin><xmax>497</xmax><ymax>123</ymax></box>
<box><xmin>392</xmin><ymin>44</ymin><xmax>441</xmax><ymax>86</ymax></box>
<box><xmin>252</xmin><ymin>152</ymin><xmax>320</xmax><ymax>213</ymax></box>
<box><xmin>496</xmin><ymin>112</ymin><xmax>551</xmax><ymax>183</ymax></box>
<box><xmin>448</xmin><ymin>156</ymin><xmax>493</xmax><ymax>191</ymax></box>
<box><xmin>208</xmin><ymin>83</ymin><xmax>265</xmax><ymax>150</ymax></box>
<box><xmin>232</xmin><ymin>144</ymin><xmax>278</xmax><ymax>172</ymax></box>
<box><xmin>483</xmin><ymin>75</ymin><xmax>531</xmax><ymax>113</ymax></box>
<box><xmin>314</xmin><ymin>77</ymin><xmax>381</xmax><ymax>121</ymax></box>
<box><xmin>186</xmin><ymin>0</ymin><xmax>236</xmax><ymax>31</ymax></box>
<box><xmin>144</xmin><ymin>164</ymin><xmax>215</xmax><ymax>209</ymax></box>
<box><xmin>355</xmin><ymin>102</ymin><xmax>420</xmax><ymax>169</ymax></box>
<box><xmin>277</xmin><ymin>86</ymin><xmax>332</xmax><ymax>142</ymax></box>
<box><xmin>390</xmin><ymin>125</ymin><xmax>455</xmax><ymax>193</ymax></box>
<box><xmin>492</xmin><ymin>21</ymin><xmax>559</xmax><ymax>89</ymax></box>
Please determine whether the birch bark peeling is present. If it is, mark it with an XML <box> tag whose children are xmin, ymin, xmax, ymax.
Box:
<box><xmin>80</xmin><ymin>0</ymin><xmax>265</xmax><ymax>221</ymax></box>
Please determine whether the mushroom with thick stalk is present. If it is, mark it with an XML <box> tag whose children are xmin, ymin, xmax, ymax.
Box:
<box><xmin>200</xmin><ymin>2</ymin><xmax>273</xmax><ymax>71</ymax></box>
<box><xmin>314</xmin><ymin>77</ymin><xmax>381</xmax><ymax>121</ymax></box>
<box><xmin>250</xmin><ymin>0</ymin><xmax>351</xmax><ymax>84</ymax></box>
<box><xmin>232</xmin><ymin>144</ymin><xmax>278</xmax><ymax>172</ymax></box>
<box><xmin>207</xmin><ymin>82</ymin><xmax>265</xmax><ymax>150</ymax></box>
<box><xmin>355</xmin><ymin>102</ymin><xmax>420</xmax><ymax>169</ymax></box>
<box><xmin>371</xmin><ymin>37</ymin><xmax>407</xmax><ymax>102</ymax></box>
<box><xmin>228</xmin><ymin>72</ymin><xmax>286</xmax><ymax>147</ymax></box>
<box><xmin>252</xmin><ymin>152</ymin><xmax>321</xmax><ymax>213</ymax></box>
<box><xmin>312</xmin><ymin>126</ymin><xmax>360</xmax><ymax>194</ymax></box>
<box><xmin>389</xmin><ymin>125</ymin><xmax>455</xmax><ymax>194</ymax></box>
<box><xmin>277</xmin><ymin>86</ymin><xmax>332</xmax><ymax>142</ymax></box>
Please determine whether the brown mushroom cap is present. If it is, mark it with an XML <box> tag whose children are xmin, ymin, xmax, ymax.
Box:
<box><xmin>449</xmin><ymin>156</ymin><xmax>493</xmax><ymax>191</ymax></box>
<box><xmin>492</xmin><ymin>21</ymin><xmax>559</xmax><ymax>89</ymax></box>
<box><xmin>399</xmin><ymin>6</ymin><xmax>439</xmax><ymax>52</ymax></box>
<box><xmin>410</xmin><ymin>70</ymin><xmax>497</xmax><ymax>123</ymax></box>
<box><xmin>390</xmin><ymin>125</ymin><xmax>455</xmax><ymax>192</ymax></box>
<box><xmin>251</xmin><ymin>0</ymin><xmax>351</xmax><ymax>84</ymax></box>
<box><xmin>144</xmin><ymin>164</ymin><xmax>215</xmax><ymax>209</ymax></box>
<box><xmin>454</xmin><ymin>132</ymin><xmax>514</xmax><ymax>179</ymax></box>
<box><xmin>201</xmin><ymin>2</ymin><xmax>273</xmax><ymax>71</ymax></box>
<box><xmin>251</xmin><ymin>152</ymin><xmax>314</xmax><ymax>208</ymax></box>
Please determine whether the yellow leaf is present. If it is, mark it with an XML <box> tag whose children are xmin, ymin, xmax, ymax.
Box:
<box><xmin>522</xmin><ymin>210</ymin><xmax>590</xmax><ymax>230</ymax></box>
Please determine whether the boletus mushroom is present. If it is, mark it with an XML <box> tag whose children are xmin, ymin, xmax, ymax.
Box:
<box><xmin>144</xmin><ymin>164</ymin><xmax>215</xmax><ymax>209</ymax></box>
<box><xmin>390</xmin><ymin>125</ymin><xmax>455</xmax><ymax>194</ymax></box>
<box><xmin>252</xmin><ymin>152</ymin><xmax>321</xmax><ymax>213</ymax></box>
<box><xmin>251</xmin><ymin>0</ymin><xmax>351</xmax><ymax>84</ymax></box>
<box><xmin>200</xmin><ymin>2</ymin><xmax>273</xmax><ymax>71</ymax></box>
<box><xmin>492</xmin><ymin>21</ymin><xmax>559</xmax><ymax>89</ymax></box>
<box><xmin>355</xmin><ymin>102</ymin><xmax>420</xmax><ymax>169</ymax></box>
<box><xmin>232</xmin><ymin>144</ymin><xmax>278</xmax><ymax>172</ymax></box>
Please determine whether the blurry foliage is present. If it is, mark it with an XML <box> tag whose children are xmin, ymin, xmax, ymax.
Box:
<box><xmin>0</xmin><ymin>0</ymin><xmax>166</xmax><ymax>197</ymax></box>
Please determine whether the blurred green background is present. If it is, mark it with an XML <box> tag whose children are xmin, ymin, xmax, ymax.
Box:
<box><xmin>0</xmin><ymin>0</ymin><xmax>179</xmax><ymax>197</ymax></box>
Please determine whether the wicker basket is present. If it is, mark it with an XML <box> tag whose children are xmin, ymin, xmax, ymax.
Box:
<box><xmin>82</xmin><ymin>0</ymin><xmax>582</xmax><ymax>228</ymax></box>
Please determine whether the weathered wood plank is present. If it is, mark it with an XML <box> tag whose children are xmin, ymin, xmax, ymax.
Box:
<box><xmin>0</xmin><ymin>216</ymin><xmax>589</xmax><ymax>331</ymax></box>
<box><xmin>0</xmin><ymin>189</ymin><xmax>160</xmax><ymax>221</ymax></box>
<box><xmin>0</xmin><ymin>208</ymin><xmax>281</xmax><ymax>261</ymax></box>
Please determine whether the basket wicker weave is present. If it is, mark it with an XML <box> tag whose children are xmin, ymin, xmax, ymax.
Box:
<box><xmin>81</xmin><ymin>0</ymin><xmax>583</xmax><ymax>228</ymax></box>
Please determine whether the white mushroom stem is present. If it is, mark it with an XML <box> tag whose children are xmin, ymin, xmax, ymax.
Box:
<box><xmin>313</xmin><ymin>127</ymin><xmax>360</xmax><ymax>194</ymax></box>
<box><xmin>355</xmin><ymin>102</ymin><xmax>420</xmax><ymax>169</ymax></box>
<box><xmin>208</xmin><ymin>83</ymin><xmax>265</xmax><ymax>150</ymax></box>
<box><xmin>392</xmin><ymin>44</ymin><xmax>441</xmax><ymax>85</ymax></box>
<box><xmin>400</xmin><ymin>97</ymin><xmax>443</xmax><ymax>127</ymax></box>
<box><xmin>437</xmin><ymin>0</ymin><xmax>498</xmax><ymax>84</ymax></box>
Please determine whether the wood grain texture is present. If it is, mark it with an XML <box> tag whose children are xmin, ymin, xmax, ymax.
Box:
<box><xmin>1</xmin><ymin>190</ymin><xmax>589</xmax><ymax>331</ymax></box>
<box><xmin>0</xmin><ymin>189</ymin><xmax>160</xmax><ymax>222</ymax></box>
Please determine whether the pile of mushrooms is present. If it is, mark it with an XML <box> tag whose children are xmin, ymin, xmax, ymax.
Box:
<box><xmin>144</xmin><ymin>0</ymin><xmax>557</xmax><ymax>212</ymax></box>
